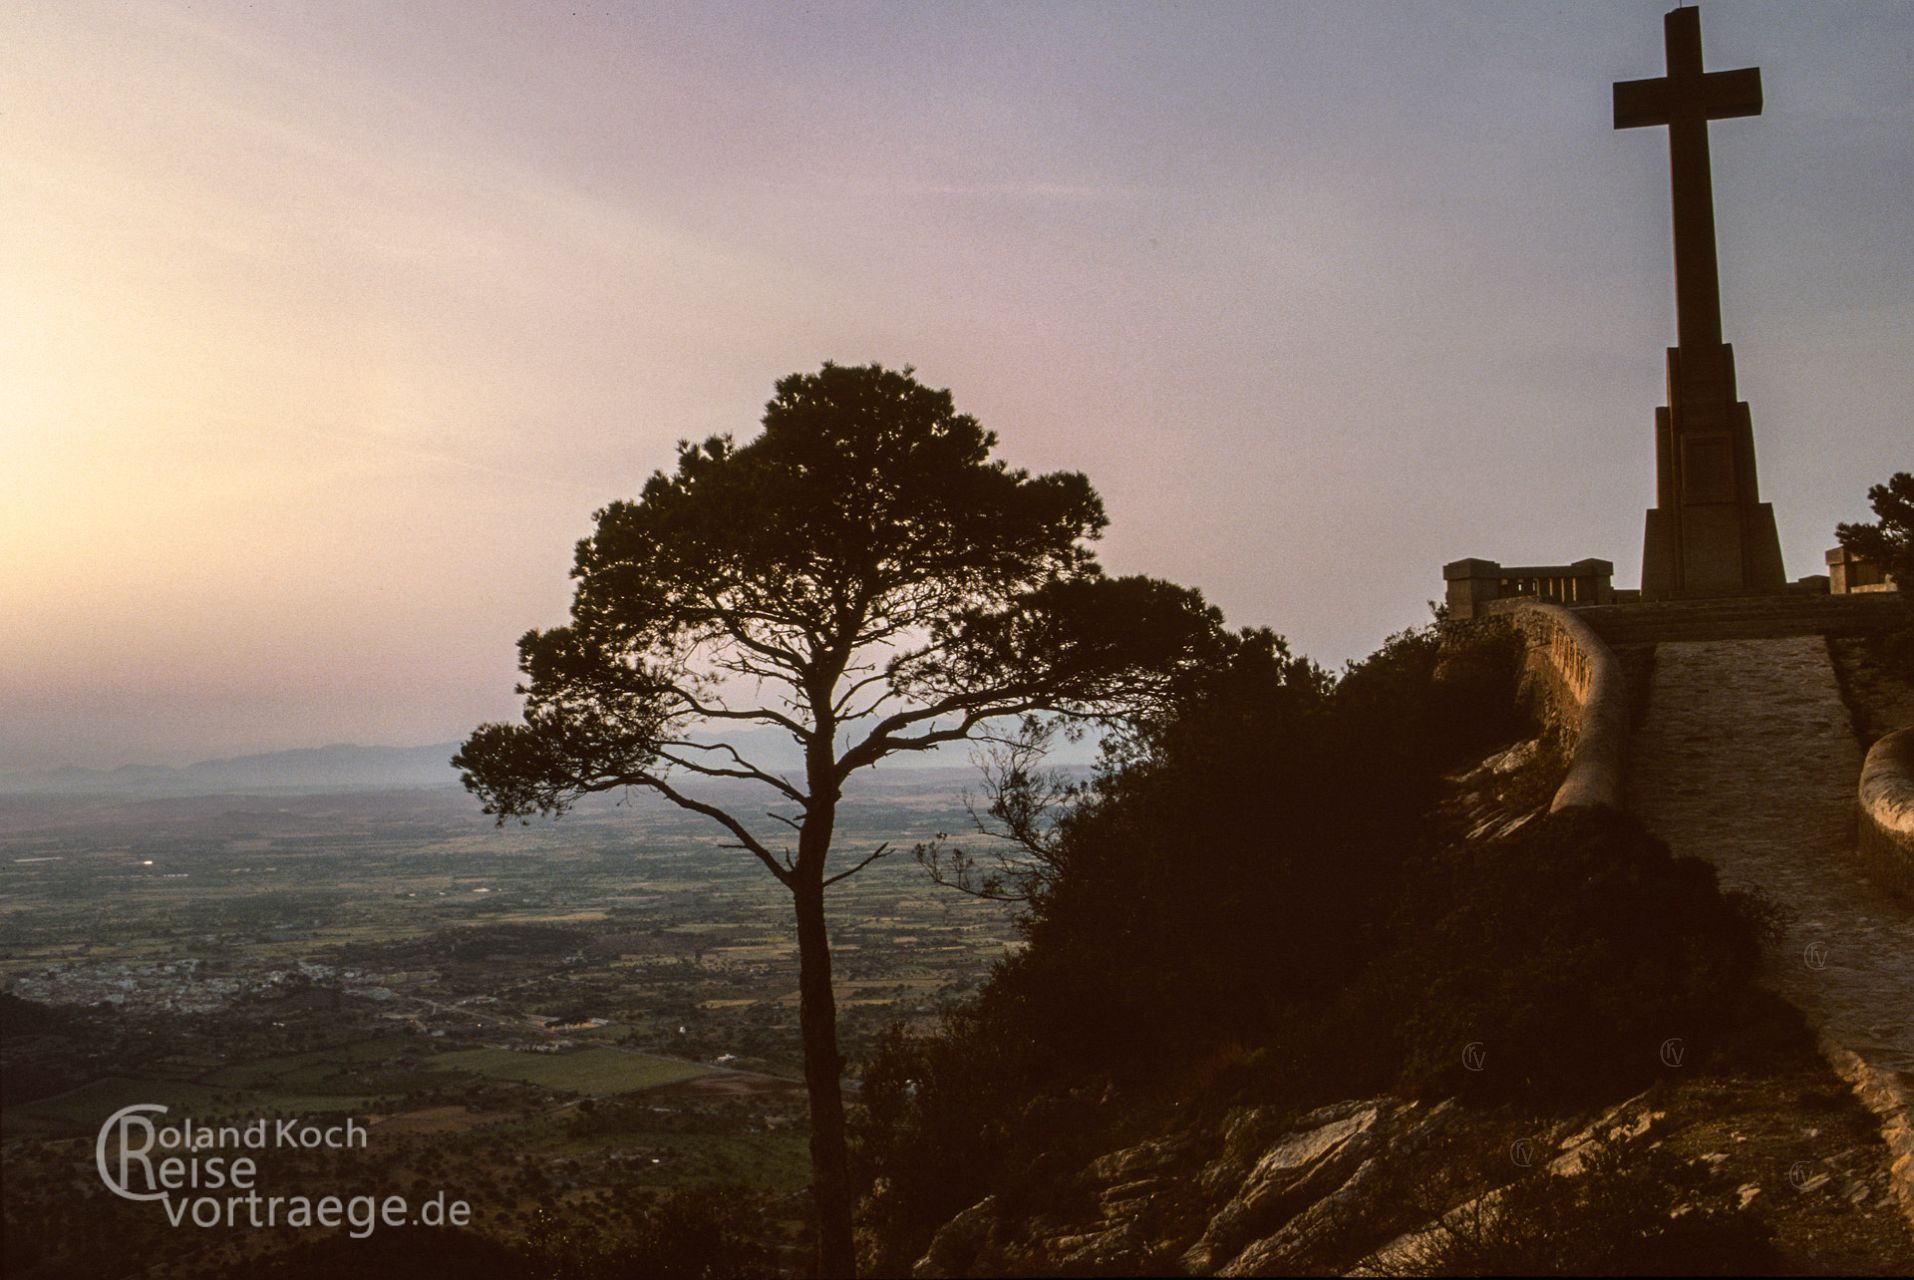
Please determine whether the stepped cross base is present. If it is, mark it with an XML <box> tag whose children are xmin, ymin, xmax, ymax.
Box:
<box><xmin>1641</xmin><ymin>504</ymin><xmax>1785</xmax><ymax>599</ymax></box>
<box><xmin>1638</xmin><ymin>342</ymin><xmax>1787</xmax><ymax>600</ymax></box>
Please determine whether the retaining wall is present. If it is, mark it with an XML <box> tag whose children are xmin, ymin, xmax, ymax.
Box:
<box><xmin>1858</xmin><ymin>727</ymin><xmax>1914</xmax><ymax>897</ymax></box>
<box><xmin>1497</xmin><ymin>602</ymin><xmax>1629</xmax><ymax>812</ymax></box>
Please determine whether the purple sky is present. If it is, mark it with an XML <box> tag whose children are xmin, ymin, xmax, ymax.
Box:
<box><xmin>3</xmin><ymin>1</ymin><xmax>1910</xmax><ymax>770</ymax></box>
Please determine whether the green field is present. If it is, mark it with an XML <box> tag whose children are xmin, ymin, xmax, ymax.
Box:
<box><xmin>430</xmin><ymin>1046</ymin><xmax>711</xmax><ymax>1094</ymax></box>
<box><xmin>2</xmin><ymin>1076</ymin><xmax>236</xmax><ymax>1135</ymax></box>
<box><xmin>1</xmin><ymin>771</ymin><xmax>1015</xmax><ymax>1270</ymax></box>
<box><xmin>205</xmin><ymin>1031</ymin><xmax>419</xmax><ymax>1090</ymax></box>
<box><xmin>1</xmin><ymin>1036</ymin><xmax>712</xmax><ymax>1138</ymax></box>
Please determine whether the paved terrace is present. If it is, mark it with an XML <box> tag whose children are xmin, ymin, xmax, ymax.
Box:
<box><xmin>1594</xmin><ymin>596</ymin><xmax>1913</xmax><ymax>1221</ymax></box>
<box><xmin>1627</xmin><ymin>634</ymin><xmax>1912</xmax><ymax>1078</ymax></box>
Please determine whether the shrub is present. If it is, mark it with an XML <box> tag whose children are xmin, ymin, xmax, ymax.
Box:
<box><xmin>1349</xmin><ymin>807</ymin><xmax>1811</xmax><ymax>1106</ymax></box>
<box><xmin>1836</xmin><ymin>470</ymin><xmax>1914</xmax><ymax>598</ymax></box>
<box><xmin>854</xmin><ymin>621</ymin><xmax>1530</xmax><ymax>1262</ymax></box>
<box><xmin>855</xmin><ymin>1018</ymin><xmax>1022</xmax><ymax>1272</ymax></box>
<box><xmin>853</xmin><ymin>624</ymin><xmax>1809</xmax><ymax>1265</ymax></box>
<box><xmin>251</xmin><ymin>1227</ymin><xmax>528</xmax><ymax>1279</ymax></box>
<box><xmin>511</xmin><ymin>1189</ymin><xmax>775</xmax><ymax>1280</ymax></box>
<box><xmin>1409</xmin><ymin>1141</ymin><xmax>1784</xmax><ymax>1276</ymax></box>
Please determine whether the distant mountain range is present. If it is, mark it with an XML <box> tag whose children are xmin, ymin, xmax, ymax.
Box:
<box><xmin>0</xmin><ymin>743</ymin><xmax>469</xmax><ymax>796</ymax></box>
<box><xmin>2</xmin><ymin>720</ymin><xmax>1101</xmax><ymax>797</ymax></box>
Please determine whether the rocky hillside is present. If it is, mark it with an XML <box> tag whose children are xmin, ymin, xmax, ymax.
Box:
<box><xmin>854</xmin><ymin>618</ymin><xmax>1914</xmax><ymax>1275</ymax></box>
<box><xmin>904</xmin><ymin>1071</ymin><xmax>1913</xmax><ymax>1277</ymax></box>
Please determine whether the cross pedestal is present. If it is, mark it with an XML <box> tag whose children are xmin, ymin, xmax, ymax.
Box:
<box><xmin>1639</xmin><ymin>341</ymin><xmax>1786</xmax><ymax>597</ymax></box>
<box><xmin>1617</xmin><ymin>6</ymin><xmax>1786</xmax><ymax>598</ymax></box>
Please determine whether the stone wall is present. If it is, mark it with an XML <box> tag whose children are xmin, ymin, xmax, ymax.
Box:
<box><xmin>1497</xmin><ymin>602</ymin><xmax>1629</xmax><ymax>812</ymax></box>
<box><xmin>1858</xmin><ymin>728</ymin><xmax>1914</xmax><ymax>897</ymax></box>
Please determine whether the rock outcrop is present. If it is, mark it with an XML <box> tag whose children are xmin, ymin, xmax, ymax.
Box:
<box><xmin>909</xmin><ymin>1097</ymin><xmax>1454</xmax><ymax>1276</ymax></box>
<box><xmin>904</xmin><ymin>1076</ymin><xmax>1914</xmax><ymax>1277</ymax></box>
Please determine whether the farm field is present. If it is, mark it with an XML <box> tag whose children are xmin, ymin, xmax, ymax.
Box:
<box><xmin>0</xmin><ymin>768</ymin><xmax>1022</xmax><ymax>1276</ymax></box>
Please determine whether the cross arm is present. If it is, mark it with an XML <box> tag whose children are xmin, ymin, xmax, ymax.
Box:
<box><xmin>1615</xmin><ymin>65</ymin><xmax>1761</xmax><ymax>131</ymax></box>
<box><xmin>1699</xmin><ymin>66</ymin><xmax>1761</xmax><ymax>121</ymax></box>
<box><xmin>1614</xmin><ymin>76</ymin><xmax>1670</xmax><ymax>130</ymax></box>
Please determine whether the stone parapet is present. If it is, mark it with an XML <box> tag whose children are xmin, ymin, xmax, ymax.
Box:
<box><xmin>1442</xmin><ymin>557</ymin><xmax>1614</xmax><ymax>620</ymax></box>
<box><xmin>1575</xmin><ymin>592</ymin><xmax>1906</xmax><ymax>647</ymax></box>
<box><xmin>1500</xmin><ymin>602</ymin><xmax>1628</xmax><ymax>812</ymax></box>
<box><xmin>1858</xmin><ymin>728</ymin><xmax>1914</xmax><ymax>898</ymax></box>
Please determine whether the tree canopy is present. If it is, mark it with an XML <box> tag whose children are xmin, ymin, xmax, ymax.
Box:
<box><xmin>454</xmin><ymin>361</ymin><xmax>1226</xmax><ymax>1275</ymax></box>
<box><xmin>456</xmin><ymin>362</ymin><xmax>1222</xmax><ymax>865</ymax></box>
<box><xmin>1837</xmin><ymin>470</ymin><xmax>1914</xmax><ymax>594</ymax></box>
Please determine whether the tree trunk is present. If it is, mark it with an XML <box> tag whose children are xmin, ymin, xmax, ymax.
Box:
<box><xmin>793</xmin><ymin>870</ymin><xmax>855</xmax><ymax>1276</ymax></box>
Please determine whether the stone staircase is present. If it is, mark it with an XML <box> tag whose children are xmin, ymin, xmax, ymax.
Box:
<box><xmin>1578</xmin><ymin>592</ymin><xmax>1905</xmax><ymax>647</ymax></box>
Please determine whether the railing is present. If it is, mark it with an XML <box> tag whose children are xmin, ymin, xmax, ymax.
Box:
<box><xmin>1444</xmin><ymin>557</ymin><xmax>1616</xmax><ymax>620</ymax></box>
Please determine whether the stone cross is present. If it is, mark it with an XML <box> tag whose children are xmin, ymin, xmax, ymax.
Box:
<box><xmin>1615</xmin><ymin>6</ymin><xmax>1785</xmax><ymax>599</ymax></box>
<box><xmin>1614</xmin><ymin>5</ymin><xmax>1761</xmax><ymax>358</ymax></box>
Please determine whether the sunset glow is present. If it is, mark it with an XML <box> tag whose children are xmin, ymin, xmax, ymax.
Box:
<box><xmin>4</xmin><ymin>1</ymin><xmax>1909</xmax><ymax>769</ymax></box>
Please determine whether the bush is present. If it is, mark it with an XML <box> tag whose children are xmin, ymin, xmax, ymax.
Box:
<box><xmin>856</xmin><ymin>1018</ymin><xmax>1019</xmax><ymax>1272</ymax></box>
<box><xmin>1345</xmin><ymin>807</ymin><xmax>1811</xmax><ymax>1106</ymax></box>
<box><xmin>512</xmin><ymin>1188</ymin><xmax>775</xmax><ymax>1280</ymax></box>
<box><xmin>977</xmin><ymin>629</ymin><xmax>1344</xmax><ymax>1076</ymax></box>
<box><xmin>1836</xmin><ymin>470</ymin><xmax>1914</xmax><ymax>597</ymax></box>
<box><xmin>1838</xmin><ymin>471</ymin><xmax>1914</xmax><ymax>680</ymax></box>
<box><xmin>855</xmin><ymin>621</ymin><xmax>1534</xmax><ymax>1262</ymax></box>
<box><xmin>853</xmin><ymin>624</ymin><xmax>1809</xmax><ymax>1265</ymax></box>
<box><xmin>983</xmin><ymin>621</ymin><xmax>1530</xmax><ymax>1084</ymax></box>
<box><xmin>1409</xmin><ymin>1141</ymin><xmax>1784</xmax><ymax>1276</ymax></box>
<box><xmin>250</xmin><ymin>1227</ymin><xmax>529</xmax><ymax>1279</ymax></box>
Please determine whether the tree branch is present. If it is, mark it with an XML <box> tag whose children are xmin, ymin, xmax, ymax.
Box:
<box><xmin>823</xmin><ymin>842</ymin><xmax>894</xmax><ymax>887</ymax></box>
<box><xmin>836</xmin><ymin>698</ymin><xmax>1053</xmax><ymax>778</ymax></box>
<box><xmin>830</xmin><ymin>669</ymin><xmax>896</xmax><ymax>716</ymax></box>
<box><xmin>610</xmin><ymin>770</ymin><xmax>793</xmax><ymax>888</ymax></box>
<box><xmin>657</xmin><ymin>740</ymin><xmax>805</xmax><ymax>803</ymax></box>
<box><xmin>663</xmin><ymin>687</ymin><xmax>810</xmax><ymax>740</ymax></box>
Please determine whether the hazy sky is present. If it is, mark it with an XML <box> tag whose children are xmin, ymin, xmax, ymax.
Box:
<box><xmin>3</xmin><ymin>1</ymin><xmax>1909</xmax><ymax>771</ymax></box>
